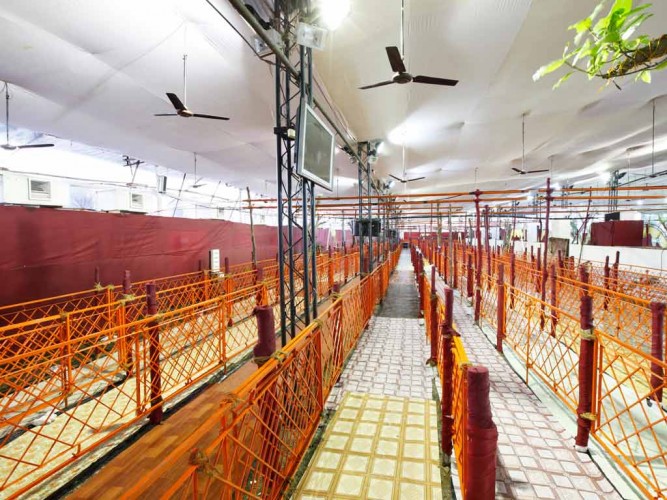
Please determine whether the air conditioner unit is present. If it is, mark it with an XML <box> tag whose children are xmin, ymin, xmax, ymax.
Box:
<box><xmin>129</xmin><ymin>192</ymin><xmax>145</xmax><ymax>212</ymax></box>
<box><xmin>1</xmin><ymin>173</ymin><xmax>67</xmax><ymax>207</ymax></box>
<box><xmin>29</xmin><ymin>179</ymin><xmax>52</xmax><ymax>201</ymax></box>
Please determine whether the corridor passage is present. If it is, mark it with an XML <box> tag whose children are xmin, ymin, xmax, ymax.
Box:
<box><xmin>429</xmin><ymin>264</ymin><xmax>625</xmax><ymax>500</ymax></box>
<box><xmin>294</xmin><ymin>250</ymin><xmax>445</xmax><ymax>499</ymax></box>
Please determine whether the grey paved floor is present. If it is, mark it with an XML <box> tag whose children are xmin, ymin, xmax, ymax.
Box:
<box><xmin>327</xmin><ymin>253</ymin><xmax>435</xmax><ymax>409</ymax></box>
<box><xmin>430</xmin><ymin>265</ymin><xmax>622</xmax><ymax>500</ymax></box>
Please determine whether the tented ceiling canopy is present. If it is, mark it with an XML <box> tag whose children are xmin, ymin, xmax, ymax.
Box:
<box><xmin>0</xmin><ymin>0</ymin><xmax>666</xmax><ymax>198</ymax></box>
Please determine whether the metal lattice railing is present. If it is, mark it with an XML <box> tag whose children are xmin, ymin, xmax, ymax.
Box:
<box><xmin>0</xmin><ymin>250</ymin><xmax>361</xmax><ymax>498</ymax></box>
<box><xmin>121</xmin><ymin>247</ymin><xmax>401</xmax><ymax>499</ymax></box>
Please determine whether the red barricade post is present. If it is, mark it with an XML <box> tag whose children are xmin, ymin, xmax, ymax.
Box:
<box><xmin>428</xmin><ymin>266</ymin><xmax>438</xmax><ymax>364</ymax></box>
<box><xmin>441</xmin><ymin>287</ymin><xmax>454</xmax><ymax>460</ymax></box>
<box><xmin>550</xmin><ymin>263</ymin><xmax>558</xmax><ymax>338</ymax></box>
<box><xmin>650</xmin><ymin>302</ymin><xmax>665</xmax><ymax>403</ymax></box>
<box><xmin>253</xmin><ymin>305</ymin><xmax>276</xmax><ymax>366</ymax></box>
<box><xmin>603</xmin><ymin>256</ymin><xmax>610</xmax><ymax>310</ymax></box>
<box><xmin>146</xmin><ymin>283</ymin><xmax>163</xmax><ymax>425</ymax></box>
<box><xmin>575</xmin><ymin>266</ymin><xmax>595</xmax><ymax>452</ymax></box>
<box><xmin>496</xmin><ymin>263</ymin><xmax>505</xmax><ymax>352</ymax></box>
<box><xmin>466</xmin><ymin>253</ymin><xmax>474</xmax><ymax>299</ymax></box>
<box><xmin>465</xmin><ymin>366</ymin><xmax>498</xmax><ymax>499</ymax></box>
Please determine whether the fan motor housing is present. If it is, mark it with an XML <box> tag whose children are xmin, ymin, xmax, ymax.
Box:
<box><xmin>394</xmin><ymin>72</ymin><xmax>412</xmax><ymax>84</ymax></box>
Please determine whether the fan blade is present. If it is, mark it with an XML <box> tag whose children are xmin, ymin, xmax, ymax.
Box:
<box><xmin>413</xmin><ymin>75</ymin><xmax>458</xmax><ymax>86</ymax></box>
<box><xmin>389</xmin><ymin>174</ymin><xmax>403</xmax><ymax>182</ymax></box>
<box><xmin>154</xmin><ymin>113</ymin><xmax>179</xmax><ymax>116</ymax></box>
<box><xmin>511</xmin><ymin>167</ymin><xmax>525</xmax><ymax>174</ymax></box>
<box><xmin>406</xmin><ymin>176</ymin><xmax>426</xmax><ymax>182</ymax></box>
<box><xmin>17</xmin><ymin>143</ymin><xmax>54</xmax><ymax>149</ymax></box>
<box><xmin>526</xmin><ymin>169</ymin><xmax>549</xmax><ymax>174</ymax></box>
<box><xmin>359</xmin><ymin>81</ymin><xmax>395</xmax><ymax>90</ymax></box>
<box><xmin>166</xmin><ymin>93</ymin><xmax>186</xmax><ymax>111</ymax></box>
<box><xmin>192</xmin><ymin>113</ymin><xmax>230</xmax><ymax>121</ymax></box>
<box><xmin>385</xmin><ymin>46</ymin><xmax>406</xmax><ymax>73</ymax></box>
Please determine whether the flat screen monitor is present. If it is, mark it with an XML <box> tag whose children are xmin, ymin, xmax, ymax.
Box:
<box><xmin>297</xmin><ymin>101</ymin><xmax>335</xmax><ymax>191</ymax></box>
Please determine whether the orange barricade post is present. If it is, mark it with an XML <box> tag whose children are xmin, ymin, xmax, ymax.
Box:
<box><xmin>496</xmin><ymin>263</ymin><xmax>505</xmax><ymax>352</ymax></box>
<box><xmin>441</xmin><ymin>287</ymin><xmax>454</xmax><ymax>460</ymax></box>
<box><xmin>328</xmin><ymin>248</ymin><xmax>334</xmax><ymax>295</ymax></box>
<box><xmin>509</xmin><ymin>252</ymin><xmax>515</xmax><ymax>309</ymax></box>
<box><xmin>650</xmin><ymin>301</ymin><xmax>665</xmax><ymax>403</ymax></box>
<box><xmin>146</xmin><ymin>283</ymin><xmax>163</xmax><ymax>425</ymax></box>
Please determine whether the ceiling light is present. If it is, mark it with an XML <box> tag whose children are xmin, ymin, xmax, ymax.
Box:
<box><xmin>388</xmin><ymin>126</ymin><xmax>407</xmax><ymax>146</ymax></box>
<box><xmin>637</xmin><ymin>200</ymin><xmax>644</xmax><ymax>206</ymax></box>
<box><xmin>552</xmin><ymin>182</ymin><xmax>561</xmax><ymax>191</ymax></box>
<box><xmin>318</xmin><ymin>0</ymin><xmax>351</xmax><ymax>30</ymax></box>
<box><xmin>598</xmin><ymin>172</ymin><xmax>610</xmax><ymax>183</ymax></box>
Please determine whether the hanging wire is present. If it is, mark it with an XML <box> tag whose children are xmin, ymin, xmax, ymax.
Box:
<box><xmin>521</xmin><ymin>113</ymin><xmax>526</xmax><ymax>172</ymax></box>
<box><xmin>652</xmin><ymin>99</ymin><xmax>656</xmax><ymax>176</ymax></box>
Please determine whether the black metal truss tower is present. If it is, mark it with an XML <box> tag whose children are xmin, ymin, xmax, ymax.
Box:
<box><xmin>357</xmin><ymin>141</ymin><xmax>373</xmax><ymax>274</ymax></box>
<box><xmin>274</xmin><ymin>0</ymin><xmax>317</xmax><ymax>344</ymax></box>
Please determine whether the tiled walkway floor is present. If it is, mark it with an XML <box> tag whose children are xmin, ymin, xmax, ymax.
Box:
<box><xmin>430</xmin><ymin>265</ymin><xmax>623</xmax><ymax>500</ymax></box>
<box><xmin>295</xmin><ymin>251</ymin><xmax>444</xmax><ymax>499</ymax></box>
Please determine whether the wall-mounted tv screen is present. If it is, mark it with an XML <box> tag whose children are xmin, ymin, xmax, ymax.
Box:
<box><xmin>297</xmin><ymin>101</ymin><xmax>335</xmax><ymax>191</ymax></box>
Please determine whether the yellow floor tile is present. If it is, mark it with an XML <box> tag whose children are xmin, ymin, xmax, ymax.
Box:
<box><xmin>335</xmin><ymin>473</ymin><xmax>364</xmax><ymax>496</ymax></box>
<box><xmin>293</xmin><ymin>392</ymin><xmax>442</xmax><ymax>500</ymax></box>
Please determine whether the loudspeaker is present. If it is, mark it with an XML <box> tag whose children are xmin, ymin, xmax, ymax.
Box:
<box><xmin>354</xmin><ymin>218</ymin><xmax>381</xmax><ymax>237</ymax></box>
<box><xmin>604</xmin><ymin>212</ymin><xmax>620</xmax><ymax>221</ymax></box>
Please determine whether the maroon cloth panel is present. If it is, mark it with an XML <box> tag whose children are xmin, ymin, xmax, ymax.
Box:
<box><xmin>589</xmin><ymin>220</ymin><xmax>643</xmax><ymax>246</ymax></box>
<box><xmin>0</xmin><ymin>206</ymin><xmax>280</xmax><ymax>306</ymax></box>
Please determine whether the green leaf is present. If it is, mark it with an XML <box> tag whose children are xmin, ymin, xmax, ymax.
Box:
<box><xmin>654</xmin><ymin>58</ymin><xmax>667</xmax><ymax>71</ymax></box>
<box><xmin>569</xmin><ymin>17</ymin><xmax>592</xmax><ymax>34</ymax></box>
<box><xmin>639</xmin><ymin>70</ymin><xmax>651</xmax><ymax>83</ymax></box>
<box><xmin>553</xmin><ymin>71</ymin><xmax>574</xmax><ymax>89</ymax></box>
<box><xmin>590</xmin><ymin>1</ymin><xmax>609</xmax><ymax>21</ymax></box>
<box><xmin>611</xmin><ymin>0</ymin><xmax>632</xmax><ymax>14</ymax></box>
<box><xmin>533</xmin><ymin>59</ymin><xmax>564</xmax><ymax>81</ymax></box>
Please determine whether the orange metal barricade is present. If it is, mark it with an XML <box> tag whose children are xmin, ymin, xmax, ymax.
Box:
<box><xmin>465</xmin><ymin>245</ymin><xmax>667</xmax><ymax>499</ymax></box>
<box><xmin>0</xmin><ymin>250</ymin><xmax>361</xmax><ymax>498</ymax></box>
<box><xmin>123</xmin><ymin>247</ymin><xmax>401</xmax><ymax>499</ymax></box>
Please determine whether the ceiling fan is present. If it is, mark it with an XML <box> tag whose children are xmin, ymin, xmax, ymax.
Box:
<box><xmin>512</xmin><ymin>113</ymin><xmax>548</xmax><ymax>176</ymax></box>
<box><xmin>389</xmin><ymin>173</ymin><xmax>425</xmax><ymax>183</ymax></box>
<box><xmin>155</xmin><ymin>55</ymin><xmax>230</xmax><ymax>121</ymax></box>
<box><xmin>390</xmin><ymin>142</ymin><xmax>425</xmax><ymax>184</ymax></box>
<box><xmin>359</xmin><ymin>0</ymin><xmax>458</xmax><ymax>90</ymax></box>
<box><xmin>512</xmin><ymin>167</ymin><xmax>549</xmax><ymax>175</ymax></box>
<box><xmin>2</xmin><ymin>83</ymin><xmax>54</xmax><ymax>150</ymax></box>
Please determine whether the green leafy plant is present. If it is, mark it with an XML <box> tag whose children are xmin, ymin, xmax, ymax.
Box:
<box><xmin>533</xmin><ymin>0</ymin><xmax>667</xmax><ymax>88</ymax></box>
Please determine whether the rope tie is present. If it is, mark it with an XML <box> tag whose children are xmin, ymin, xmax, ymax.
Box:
<box><xmin>580</xmin><ymin>328</ymin><xmax>595</xmax><ymax>341</ymax></box>
<box><xmin>219</xmin><ymin>392</ymin><xmax>243</xmax><ymax>410</ymax></box>
<box><xmin>189</xmin><ymin>448</ymin><xmax>225</xmax><ymax>481</ymax></box>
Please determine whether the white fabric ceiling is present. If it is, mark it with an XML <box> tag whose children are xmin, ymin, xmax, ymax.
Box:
<box><xmin>0</xmin><ymin>0</ymin><xmax>666</xmax><ymax>200</ymax></box>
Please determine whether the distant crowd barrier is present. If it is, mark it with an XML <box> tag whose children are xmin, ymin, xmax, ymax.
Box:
<box><xmin>419</xmin><ymin>239</ymin><xmax>667</xmax><ymax>499</ymax></box>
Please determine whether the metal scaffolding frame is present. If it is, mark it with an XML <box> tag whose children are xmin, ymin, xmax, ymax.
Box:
<box><xmin>357</xmin><ymin>141</ymin><xmax>373</xmax><ymax>273</ymax></box>
<box><xmin>274</xmin><ymin>0</ymin><xmax>317</xmax><ymax>344</ymax></box>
